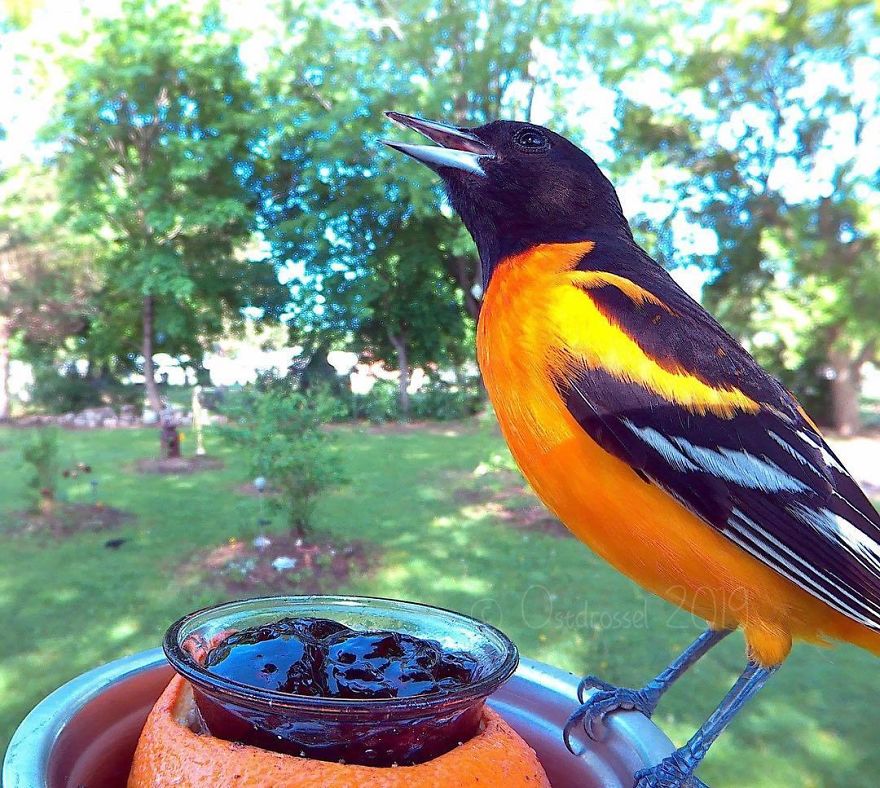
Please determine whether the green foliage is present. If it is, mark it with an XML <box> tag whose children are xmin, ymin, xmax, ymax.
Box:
<box><xmin>292</xmin><ymin>376</ymin><xmax>484</xmax><ymax>424</ymax></box>
<box><xmin>29</xmin><ymin>366</ymin><xmax>100</xmax><ymax>414</ymax></box>
<box><xmin>29</xmin><ymin>364</ymin><xmax>144</xmax><ymax>415</ymax></box>
<box><xmin>259</xmin><ymin>0</ymin><xmax>572</xmax><ymax>390</ymax></box>
<box><xmin>410</xmin><ymin>378</ymin><xmax>483</xmax><ymax>421</ymax></box>
<box><xmin>20</xmin><ymin>427</ymin><xmax>60</xmax><ymax>506</ymax></box>
<box><xmin>0</xmin><ymin>162</ymin><xmax>98</xmax><ymax>417</ymax></box>
<box><xmin>291</xmin><ymin>378</ymin><xmax>403</xmax><ymax>425</ymax></box>
<box><xmin>220</xmin><ymin>388</ymin><xmax>346</xmax><ymax>534</ymax></box>
<box><xmin>356</xmin><ymin>381</ymin><xmax>399</xmax><ymax>425</ymax></box>
<box><xmin>194</xmin><ymin>385</ymin><xmax>257</xmax><ymax>418</ymax></box>
<box><xmin>46</xmin><ymin>0</ymin><xmax>286</xmax><ymax>385</ymax></box>
<box><xmin>1</xmin><ymin>0</ymin><xmax>40</xmax><ymax>29</ymax></box>
<box><xmin>304</xmin><ymin>382</ymin><xmax>355</xmax><ymax>423</ymax></box>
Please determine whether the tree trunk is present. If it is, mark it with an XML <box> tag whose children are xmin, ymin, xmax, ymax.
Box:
<box><xmin>0</xmin><ymin>317</ymin><xmax>10</xmax><ymax>421</ymax></box>
<box><xmin>39</xmin><ymin>488</ymin><xmax>55</xmax><ymax>516</ymax></box>
<box><xmin>388</xmin><ymin>331</ymin><xmax>410</xmax><ymax>418</ymax></box>
<box><xmin>142</xmin><ymin>295</ymin><xmax>162</xmax><ymax>414</ymax></box>
<box><xmin>828</xmin><ymin>348</ymin><xmax>862</xmax><ymax>437</ymax></box>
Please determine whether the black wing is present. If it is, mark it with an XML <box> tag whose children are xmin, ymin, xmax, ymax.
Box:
<box><xmin>555</xmin><ymin>239</ymin><xmax>880</xmax><ymax>629</ymax></box>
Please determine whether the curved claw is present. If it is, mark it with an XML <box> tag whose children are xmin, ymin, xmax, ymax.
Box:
<box><xmin>563</xmin><ymin>707</ymin><xmax>587</xmax><ymax>754</ymax></box>
<box><xmin>576</xmin><ymin>674</ymin><xmax>617</xmax><ymax>703</ymax></box>
<box><xmin>564</xmin><ymin>686</ymin><xmax>656</xmax><ymax>753</ymax></box>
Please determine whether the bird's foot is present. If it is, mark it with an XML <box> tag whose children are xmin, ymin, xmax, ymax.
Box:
<box><xmin>633</xmin><ymin>749</ymin><xmax>708</xmax><ymax>788</ymax></box>
<box><xmin>563</xmin><ymin>676</ymin><xmax>659</xmax><ymax>747</ymax></box>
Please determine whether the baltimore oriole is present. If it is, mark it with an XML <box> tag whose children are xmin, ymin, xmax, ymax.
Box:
<box><xmin>383</xmin><ymin>112</ymin><xmax>880</xmax><ymax>787</ymax></box>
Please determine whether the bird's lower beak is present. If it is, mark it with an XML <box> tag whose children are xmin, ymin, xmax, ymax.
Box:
<box><xmin>381</xmin><ymin>111</ymin><xmax>494</xmax><ymax>176</ymax></box>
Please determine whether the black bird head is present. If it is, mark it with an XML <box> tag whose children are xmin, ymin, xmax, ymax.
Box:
<box><xmin>382</xmin><ymin>111</ymin><xmax>631</xmax><ymax>290</ymax></box>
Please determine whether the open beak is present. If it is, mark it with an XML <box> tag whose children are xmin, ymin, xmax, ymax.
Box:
<box><xmin>381</xmin><ymin>111</ymin><xmax>494</xmax><ymax>176</ymax></box>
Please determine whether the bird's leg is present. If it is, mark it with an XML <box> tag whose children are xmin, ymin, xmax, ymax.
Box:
<box><xmin>634</xmin><ymin>660</ymin><xmax>779</xmax><ymax>788</ymax></box>
<box><xmin>564</xmin><ymin>628</ymin><xmax>732</xmax><ymax>748</ymax></box>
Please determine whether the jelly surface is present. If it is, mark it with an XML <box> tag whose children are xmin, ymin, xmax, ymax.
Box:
<box><xmin>204</xmin><ymin>616</ymin><xmax>480</xmax><ymax>700</ymax></box>
<box><xmin>195</xmin><ymin>616</ymin><xmax>489</xmax><ymax>765</ymax></box>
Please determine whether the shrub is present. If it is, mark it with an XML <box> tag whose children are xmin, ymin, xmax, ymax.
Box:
<box><xmin>307</xmin><ymin>382</ymin><xmax>355</xmax><ymax>423</ymax></box>
<box><xmin>30</xmin><ymin>366</ymin><xmax>101</xmax><ymax>413</ymax></box>
<box><xmin>220</xmin><ymin>388</ymin><xmax>346</xmax><ymax>536</ymax></box>
<box><xmin>29</xmin><ymin>362</ymin><xmax>144</xmax><ymax>415</ymax></box>
<box><xmin>410</xmin><ymin>379</ymin><xmax>483</xmax><ymax>421</ymax></box>
<box><xmin>21</xmin><ymin>428</ymin><xmax>61</xmax><ymax>512</ymax></box>
<box><xmin>354</xmin><ymin>380</ymin><xmax>399</xmax><ymax>424</ymax></box>
<box><xmin>103</xmin><ymin>383</ymin><xmax>145</xmax><ymax>414</ymax></box>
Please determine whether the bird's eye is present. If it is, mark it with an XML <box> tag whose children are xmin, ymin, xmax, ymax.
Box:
<box><xmin>512</xmin><ymin>127</ymin><xmax>550</xmax><ymax>151</ymax></box>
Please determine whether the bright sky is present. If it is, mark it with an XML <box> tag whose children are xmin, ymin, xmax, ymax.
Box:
<box><xmin>0</xmin><ymin>0</ymin><xmax>276</xmax><ymax>166</ymax></box>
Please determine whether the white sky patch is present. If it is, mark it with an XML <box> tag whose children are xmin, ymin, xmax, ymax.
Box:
<box><xmin>619</xmin><ymin>68</ymin><xmax>674</xmax><ymax>112</ymax></box>
<box><xmin>668</xmin><ymin>266</ymin><xmax>709</xmax><ymax>301</ymax></box>
<box><xmin>279</xmin><ymin>260</ymin><xmax>307</xmax><ymax>285</ymax></box>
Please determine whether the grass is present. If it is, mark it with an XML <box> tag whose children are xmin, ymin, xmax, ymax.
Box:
<box><xmin>1</xmin><ymin>419</ymin><xmax>878</xmax><ymax>786</ymax></box>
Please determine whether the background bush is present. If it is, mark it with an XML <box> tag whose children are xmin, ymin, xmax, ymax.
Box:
<box><xmin>20</xmin><ymin>427</ymin><xmax>60</xmax><ymax>510</ymax></box>
<box><xmin>29</xmin><ymin>361</ymin><xmax>144</xmax><ymax>415</ymax></box>
<box><xmin>295</xmin><ymin>377</ymin><xmax>486</xmax><ymax>424</ymax></box>
<box><xmin>410</xmin><ymin>379</ymin><xmax>483</xmax><ymax>421</ymax></box>
<box><xmin>219</xmin><ymin>387</ymin><xmax>346</xmax><ymax>536</ymax></box>
<box><xmin>354</xmin><ymin>381</ymin><xmax>399</xmax><ymax>424</ymax></box>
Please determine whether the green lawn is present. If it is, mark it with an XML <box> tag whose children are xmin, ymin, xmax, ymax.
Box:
<box><xmin>1</xmin><ymin>420</ymin><xmax>878</xmax><ymax>786</ymax></box>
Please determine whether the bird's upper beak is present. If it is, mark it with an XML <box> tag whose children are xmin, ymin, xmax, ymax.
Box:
<box><xmin>381</xmin><ymin>111</ymin><xmax>494</xmax><ymax>177</ymax></box>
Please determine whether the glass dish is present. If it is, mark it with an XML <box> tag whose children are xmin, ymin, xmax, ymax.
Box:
<box><xmin>163</xmin><ymin>595</ymin><xmax>519</xmax><ymax>766</ymax></box>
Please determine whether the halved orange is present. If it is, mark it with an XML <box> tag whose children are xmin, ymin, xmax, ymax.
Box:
<box><xmin>128</xmin><ymin>675</ymin><xmax>550</xmax><ymax>787</ymax></box>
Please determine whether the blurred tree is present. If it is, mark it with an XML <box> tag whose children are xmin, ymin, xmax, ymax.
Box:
<box><xmin>47</xmin><ymin>0</ymin><xmax>286</xmax><ymax>414</ymax></box>
<box><xmin>0</xmin><ymin>163</ymin><xmax>95</xmax><ymax>420</ymax></box>
<box><xmin>354</xmin><ymin>222</ymin><xmax>469</xmax><ymax>413</ymax></box>
<box><xmin>582</xmin><ymin>0</ymin><xmax>880</xmax><ymax>433</ymax></box>
<box><xmin>0</xmin><ymin>0</ymin><xmax>42</xmax><ymax>30</ymax></box>
<box><xmin>259</xmin><ymin>0</ymin><xmax>570</xmax><ymax>413</ymax></box>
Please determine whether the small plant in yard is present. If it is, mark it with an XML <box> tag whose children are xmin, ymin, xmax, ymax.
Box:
<box><xmin>221</xmin><ymin>388</ymin><xmax>346</xmax><ymax>537</ymax></box>
<box><xmin>21</xmin><ymin>427</ymin><xmax>61</xmax><ymax>514</ymax></box>
<box><xmin>355</xmin><ymin>380</ymin><xmax>399</xmax><ymax>424</ymax></box>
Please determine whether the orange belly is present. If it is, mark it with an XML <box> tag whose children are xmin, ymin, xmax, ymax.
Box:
<box><xmin>476</xmin><ymin>243</ymin><xmax>880</xmax><ymax>666</ymax></box>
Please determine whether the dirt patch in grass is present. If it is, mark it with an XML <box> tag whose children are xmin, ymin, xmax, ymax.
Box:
<box><xmin>467</xmin><ymin>497</ymin><xmax>571</xmax><ymax>538</ymax></box>
<box><xmin>453</xmin><ymin>470</ymin><xmax>572</xmax><ymax>539</ymax></box>
<box><xmin>10</xmin><ymin>503</ymin><xmax>133</xmax><ymax>538</ymax></box>
<box><xmin>135</xmin><ymin>456</ymin><xmax>224</xmax><ymax>474</ymax></box>
<box><xmin>180</xmin><ymin>533</ymin><xmax>379</xmax><ymax>596</ymax></box>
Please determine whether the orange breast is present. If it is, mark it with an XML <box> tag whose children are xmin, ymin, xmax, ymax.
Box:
<box><xmin>476</xmin><ymin>242</ymin><xmax>878</xmax><ymax>666</ymax></box>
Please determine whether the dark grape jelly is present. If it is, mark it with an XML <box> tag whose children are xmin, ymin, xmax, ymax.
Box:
<box><xmin>164</xmin><ymin>597</ymin><xmax>518</xmax><ymax>767</ymax></box>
